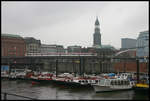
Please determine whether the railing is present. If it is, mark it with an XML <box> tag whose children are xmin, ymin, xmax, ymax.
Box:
<box><xmin>1</xmin><ymin>92</ymin><xmax>38</xmax><ymax>100</ymax></box>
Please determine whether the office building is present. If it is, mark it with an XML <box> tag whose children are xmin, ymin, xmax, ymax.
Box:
<box><xmin>1</xmin><ymin>34</ymin><xmax>26</xmax><ymax>57</ymax></box>
<box><xmin>136</xmin><ymin>30</ymin><xmax>149</xmax><ymax>57</ymax></box>
<box><xmin>121</xmin><ymin>38</ymin><xmax>137</xmax><ymax>50</ymax></box>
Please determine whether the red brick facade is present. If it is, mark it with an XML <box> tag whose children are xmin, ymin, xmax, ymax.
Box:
<box><xmin>113</xmin><ymin>62</ymin><xmax>148</xmax><ymax>73</ymax></box>
<box><xmin>1</xmin><ymin>36</ymin><xmax>26</xmax><ymax>57</ymax></box>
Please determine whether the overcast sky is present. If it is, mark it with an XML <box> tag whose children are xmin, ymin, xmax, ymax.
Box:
<box><xmin>2</xmin><ymin>1</ymin><xmax>149</xmax><ymax>49</ymax></box>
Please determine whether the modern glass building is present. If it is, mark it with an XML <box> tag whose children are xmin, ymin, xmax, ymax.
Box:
<box><xmin>136</xmin><ymin>31</ymin><xmax>149</xmax><ymax>58</ymax></box>
<box><xmin>121</xmin><ymin>38</ymin><xmax>137</xmax><ymax>50</ymax></box>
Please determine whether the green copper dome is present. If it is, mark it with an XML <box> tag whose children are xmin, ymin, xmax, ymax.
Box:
<box><xmin>101</xmin><ymin>45</ymin><xmax>115</xmax><ymax>50</ymax></box>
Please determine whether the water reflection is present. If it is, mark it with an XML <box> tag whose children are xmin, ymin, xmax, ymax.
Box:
<box><xmin>1</xmin><ymin>80</ymin><xmax>149</xmax><ymax>100</ymax></box>
<box><xmin>92</xmin><ymin>90</ymin><xmax>134</xmax><ymax>100</ymax></box>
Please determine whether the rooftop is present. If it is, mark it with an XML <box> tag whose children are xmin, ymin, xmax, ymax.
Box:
<box><xmin>93</xmin><ymin>44</ymin><xmax>116</xmax><ymax>50</ymax></box>
<box><xmin>140</xmin><ymin>30</ymin><xmax>149</xmax><ymax>34</ymax></box>
<box><xmin>2</xmin><ymin>33</ymin><xmax>22</xmax><ymax>38</ymax></box>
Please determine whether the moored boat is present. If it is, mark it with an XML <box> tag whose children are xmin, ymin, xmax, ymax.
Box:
<box><xmin>92</xmin><ymin>78</ymin><xmax>135</xmax><ymax>93</ymax></box>
<box><xmin>1</xmin><ymin>71</ymin><xmax>9</xmax><ymax>80</ymax></box>
<box><xmin>30</xmin><ymin>72</ymin><xmax>54</xmax><ymax>84</ymax></box>
<box><xmin>51</xmin><ymin>73</ymin><xmax>102</xmax><ymax>88</ymax></box>
<box><xmin>132</xmin><ymin>75</ymin><xmax>149</xmax><ymax>93</ymax></box>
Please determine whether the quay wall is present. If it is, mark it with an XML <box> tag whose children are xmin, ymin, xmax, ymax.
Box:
<box><xmin>43</xmin><ymin>61</ymin><xmax>114</xmax><ymax>74</ymax></box>
<box><xmin>3</xmin><ymin>56</ymin><xmax>148</xmax><ymax>74</ymax></box>
<box><xmin>113</xmin><ymin>62</ymin><xmax>148</xmax><ymax>73</ymax></box>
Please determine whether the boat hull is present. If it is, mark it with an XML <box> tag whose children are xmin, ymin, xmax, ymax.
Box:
<box><xmin>8</xmin><ymin>77</ymin><xmax>31</xmax><ymax>81</ymax></box>
<box><xmin>93</xmin><ymin>85</ymin><xmax>133</xmax><ymax>93</ymax></box>
<box><xmin>132</xmin><ymin>83</ymin><xmax>149</xmax><ymax>93</ymax></box>
<box><xmin>52</xmin><ymin>80</ymin><xmax>92</xmax><ymax>88</ymax></box>
<box><xmin>30</xmin><ymin>78</ymin><xmax>54</xmax><ymax>84</ymax></box>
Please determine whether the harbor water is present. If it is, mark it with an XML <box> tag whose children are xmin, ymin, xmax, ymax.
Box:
<box><xmin>1</xmin><ymin>79</ymin><xmax>149</xmax><ymax>100</ymax></box>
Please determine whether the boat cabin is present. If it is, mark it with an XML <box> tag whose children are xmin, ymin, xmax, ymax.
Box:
<box><xmin>98</xmin><ymin>79</ymin><xmax>134</xmax><ymax>86</ymax></box>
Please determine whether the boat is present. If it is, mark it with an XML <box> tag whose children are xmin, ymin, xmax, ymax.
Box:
<box><xmin>8</xmin><ymin>72</ymin><xmax>17</xmax><ymax>80</ymax></box>
<box><xmin>92</xmin><ymin>77</ymin><xmax>135</xmax><ymax>93</ymax></box>
<box><xmin>1</xmin><ymin>71</ymin><xmax>9</xmax><ymax>80</ymax></box>
<box><xmin>51</xmin><ymin>73</ymin><xmax>102</xmax><ymax>88</ymax></box>
<box><xmin>132</xmin><ymin>75</ymin><xmax>149</xmax><ymax>93</ymax></box>
<box><xmin>8</xmin><ymin>69</ymin><xmax>32</xmax><ymax>80</ymax></box>
<box><xmin>30</xmin><ymin>72</ymin><xmax>53</xmax><ymax>84</ymax></box>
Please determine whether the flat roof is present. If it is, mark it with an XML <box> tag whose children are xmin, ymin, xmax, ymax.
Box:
<box><xmin>2</xmin><ymin>33</ymin><xmax>22</xmax><ymax>38</ymax></box>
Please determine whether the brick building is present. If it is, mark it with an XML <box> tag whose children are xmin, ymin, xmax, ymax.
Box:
<box><xmin>1</xmin><ymin>34</ymin><xmax>26</xmax><ymax>57</ymax></box>
<box><xmin>113</xmin><ymin>62</ymin><xmax>148</xmax><ymax>73</ymax></box>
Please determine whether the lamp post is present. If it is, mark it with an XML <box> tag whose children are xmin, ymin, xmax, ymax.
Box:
<box><xmin>136</xmin><ymin>59</ymin><xmax>139</xmax><ymax>83</ymax></box>
<box><xmin>123</xmin><ymin>59</ymin><xmax>126</xmax><ymax>73</ymax></box>
<box><xmin>56</xmin><ymin>46</ymin><xmax>59</xmax><ymax>77</ymax></box>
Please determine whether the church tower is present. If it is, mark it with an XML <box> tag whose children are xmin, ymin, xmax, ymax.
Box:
<box><xmin>93</xmin><ymin>17</ymin><xmax>101</xmax><ymax>47</ymax></box>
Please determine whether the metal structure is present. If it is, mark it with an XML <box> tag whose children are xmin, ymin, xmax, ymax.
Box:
<box><xmin>1</xmin><ymin>92</ymin><xmax>37</xmax><ymax>100</ymax></box>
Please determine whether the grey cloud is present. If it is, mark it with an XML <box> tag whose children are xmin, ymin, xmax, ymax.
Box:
<box><xmin>2</xmin><ymin>1</ymin><xmax>148</xmax><ymax>48</ymax></box>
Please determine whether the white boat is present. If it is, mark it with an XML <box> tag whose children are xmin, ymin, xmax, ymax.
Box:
<box><xmin>92</xmin><ymin>78</ymin><xmax>135</xmax><ymax>93</ymax></box>
<box><xmin>1</xmin><ymin>71</ymin><xmax>9</xmax><ymax>78</ymax></box>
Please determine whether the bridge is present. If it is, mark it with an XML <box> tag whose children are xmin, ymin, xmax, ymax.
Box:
<box><xmin>115</xmin><ymin>48</ymin><xmax>136</xmax><ymax>56</ymax></box>
<box><xmin>1</xmin><ymin>51</ymin><xmax>149</xmax><ymax>75</ymax></box>
<box><xmin>25</xmin><ymin>52</ymin><xmax>97</xmax><ymax>57</ymax></box>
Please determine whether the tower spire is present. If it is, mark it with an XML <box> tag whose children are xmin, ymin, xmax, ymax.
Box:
<box><xmin>95</xmin><ymin>16</ymin><xmax>99</xmax><ymax>26</ymax></box>
<box><xmin>93</xmin><ymin>16</ymin><xmax>101</xmax><ymax>47</ymax></box>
